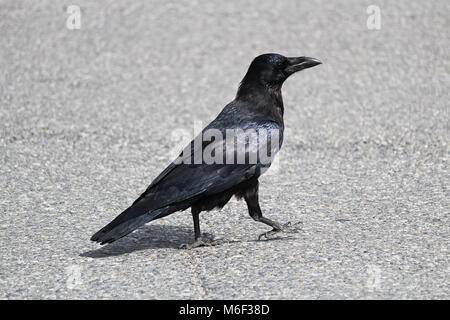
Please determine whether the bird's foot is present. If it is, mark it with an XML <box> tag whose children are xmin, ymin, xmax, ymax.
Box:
<box><xmin>179</xmin><ymin>238</ymin><xmax>221</xmax><ymax>250</ymax></box>
<box><xmin>258</xmin><ymin>221</ymin><xmax>302</xmax><ymax>240</ymax></box>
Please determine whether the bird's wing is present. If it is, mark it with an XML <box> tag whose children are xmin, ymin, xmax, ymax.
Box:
<box><xmin>133</xmin><ymin>120</ymin><xmax>282</xmax><ymax>209</ymax></box>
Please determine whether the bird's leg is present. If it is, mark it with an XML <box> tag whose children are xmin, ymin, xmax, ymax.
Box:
<box><xmin>192</xmin><ymin>206</ymin><xmax>202</xmax><ymax>241</ymax></box>
<box><xmin>244</xmin><ymin>182</ymin><xmax>301</xmax><ymax>240</ymax></box>
<box><xmin>180</xmin><ymin>207</ymin><xmax>217</xmax><ymax>249</ymax></box>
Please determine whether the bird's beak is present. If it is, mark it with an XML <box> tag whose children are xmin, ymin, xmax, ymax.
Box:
<box><xmin>284</xmin><ymin>56</ymin><xmax>322</xmax><ymax>76</ymax></box>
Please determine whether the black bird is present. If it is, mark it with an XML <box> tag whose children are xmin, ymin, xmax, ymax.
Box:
<box><xmin>91</xmin><ymin>53</ymin><xmax>321</xmax><ymax>248</ymax></box>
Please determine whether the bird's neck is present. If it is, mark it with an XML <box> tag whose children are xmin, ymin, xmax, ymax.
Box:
<box><xmin>236</xmin><ymin>82</ymin><xmax>284</xmax><ymax>125</ymax></box>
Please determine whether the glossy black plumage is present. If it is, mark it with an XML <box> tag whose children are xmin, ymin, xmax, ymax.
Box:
<box><xmin>91</xmin><ymin>53</ymin><xmax>321</xmax><ymax>245</ymax></box>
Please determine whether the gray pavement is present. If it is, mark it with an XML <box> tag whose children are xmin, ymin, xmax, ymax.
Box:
<box><xmin>0</xmin><ymin>0</ymin><xmax>449</xmax><ymax>299</ymax></box>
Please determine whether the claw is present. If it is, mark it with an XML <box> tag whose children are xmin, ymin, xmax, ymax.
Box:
<box><xmin>258</xmin><ymin>229</ymin><xmax>278</xmax><ymax>240</ymax></box>
<box><xmin>282</xmin><ymin>221</ymin><xmax>302</xmax><ymax>233</ymax></box>
<box><xmin>179</xmin><ymin>238</ymin><xmax>221</xmax><ymax>249</ymax></box>
<box><xmin>180</xmin><ymin>239</ymin><xmax>206</xmax><ymax>249</ymax></box>
<box><xmin>257</xmin><ymin>221</ymin><xmax>302</xmax><ymax>240</ymax></box>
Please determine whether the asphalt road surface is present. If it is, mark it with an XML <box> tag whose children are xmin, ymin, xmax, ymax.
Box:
<box><xmin>0</xmin><ymin>0</ymin><xmax>448</xmax><ymax>299</ymax></box>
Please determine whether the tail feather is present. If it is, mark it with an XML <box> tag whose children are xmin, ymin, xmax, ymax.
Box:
<box><xmin>91</xmin><ymin>205</ymin><xmax>168</xmax><ymax>245</ymax></box>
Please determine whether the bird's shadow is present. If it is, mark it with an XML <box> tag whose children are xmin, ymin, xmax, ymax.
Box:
<box><xmin>80</xmin><ymin>224</ymin><xmax>207</xmax><ymax>258</ymax></box>
<box><xmin>80</xmin><ymin>224</ymin><xmax>296</xmax><ymax>258</ymax></box>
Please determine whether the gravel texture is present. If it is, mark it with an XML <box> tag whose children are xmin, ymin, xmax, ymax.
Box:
<box><xmin>0</xmin><ymin>0</ymin><xmax>449</xmax><ymax>299</ymax></box>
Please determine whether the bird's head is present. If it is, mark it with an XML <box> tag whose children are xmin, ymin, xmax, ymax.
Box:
<box><xmin>238</xmin><ymin>53</ymin><xmax>321</xmax><ymax>96</ymax></box>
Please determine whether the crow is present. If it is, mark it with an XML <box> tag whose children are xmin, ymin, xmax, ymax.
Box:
<box><xmin>91</xmin><ymin>53</ymin><xmax>321</xmax><ymax>248</ymax></box>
